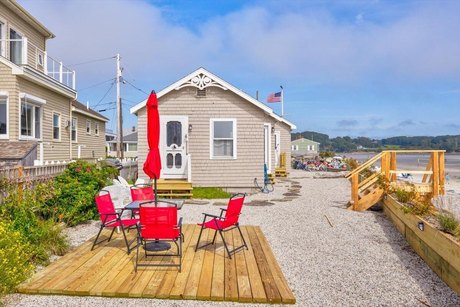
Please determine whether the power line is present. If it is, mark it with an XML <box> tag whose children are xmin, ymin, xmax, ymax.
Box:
<box><xmin>93</xmin><ymin>81</ymin><xmax>115</xmax><ymax>109</ymax></box>
<box><xmin>77</xmin><ymin>78</ymin><xmax>116</xmax><ymax>92</ymax></box>
<box><xmin>123</xmin><ymin>78</ymin><xmax>149</xmax><ymax>95</ymax></box>
<box><xmin>68</xmin><ymin>56</ymin><xmax>116</xmax><ymax>67</ymax></box>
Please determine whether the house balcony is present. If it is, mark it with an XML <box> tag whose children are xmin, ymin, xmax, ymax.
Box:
<box><xmin>0</xmin><ymin>38</ymin><xmax>75</xmax><ymax>90</ymax></box>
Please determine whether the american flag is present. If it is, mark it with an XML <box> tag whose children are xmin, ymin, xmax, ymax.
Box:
<box><xmin>267</xmin><ymin>91</ymin><xmax>282</xmax><ymax>103</ymax></box>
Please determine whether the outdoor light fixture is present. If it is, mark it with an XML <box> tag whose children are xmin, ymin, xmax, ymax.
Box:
<box><xmin>271</xmin><ymin>126</ymin><xmax>275</xmax><ymax>133</ymax></box>
<box><xmin>417</xmin><ymin>222</ymin><xmax>425</xmax><ymax>231</ymax></box>
<box><xmin>188</xmin><ymin>124</ymin><xmax>192</xmax><ymax>132</ymax></box>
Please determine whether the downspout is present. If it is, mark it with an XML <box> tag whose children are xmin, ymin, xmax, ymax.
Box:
<box><xmin>69</xmin><ymin>99</ymin><xmax>72</xmax><ymax>160</ymax></box>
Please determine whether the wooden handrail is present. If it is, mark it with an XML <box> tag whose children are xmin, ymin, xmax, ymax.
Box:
<box><xmin>345</xmin><ymin>152</ymin><xmax>384</xmax><ymax>178</ymax></box>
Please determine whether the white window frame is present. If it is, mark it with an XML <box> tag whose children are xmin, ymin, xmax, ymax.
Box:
<box><xmin>52</xmin><ymin>112</ymin><xmax>61</xmax><ymax>141</ymax></box>
<box><xmin>9</xmin><ymin>26</ymin><xmax>24</xmax><ymax>65</ymax></box>
<box><xmin>18</xmin><ymin>93</ymin><xmax>45</xmax><ymax>141</ymax></box>
<box><xmin>95</xmin><ymin>122</ymin><xmax>99</xmax><ymax>136</ymax></box>
<box><xmin>0</xmin><ymin>19</ymin><xmax>6</xmax><ymax>57</ymax></box>
<box><xmin>0</xmin><ymin>91</ymin><xmax>9</xmax><ymax>139</ymax></box>
<box><xmin>71</xmin><ymin>117</ymin><xmax>77</xmax><ymax>142</ymax></box>
<box><xmin>86</xmin><ymin>120</ymin><xmax>91</xmax><ymax>135</ymax></box>
<box><xmin>210</xmin><ymin>118</ymin><xmax>237</xmax><ymax>159</ymax></box>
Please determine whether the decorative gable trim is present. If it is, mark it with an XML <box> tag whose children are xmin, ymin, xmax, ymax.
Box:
<box><xmin>175</xmin><ymin>73</ymin><xmax>228</xmax><ymax>91</ymax></box>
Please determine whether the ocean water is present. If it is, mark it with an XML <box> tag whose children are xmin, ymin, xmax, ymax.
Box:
<box><xmin>346</xmin><ymin>153</ymin><xmax>460</xmax><ymax>178</ymax></box>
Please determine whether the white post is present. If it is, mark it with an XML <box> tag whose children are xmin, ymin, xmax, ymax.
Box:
<box><xmin>43</xmin><ymin>51</ymin><xmax>48</xmax><ymax>74</ymax></box>
<box><xmin>22</xmin><ymin>37</ymin><xmax>28</xmax><ymax>65</ymax></box>
<box><xmin>39</xmin><ymin>142</ymin><xmax>44</xmax><ymax>165</ymax></box>
<box><xmin>59</xmin><ymin>61</ymin><xmax>63</xmax><ymax>83</ymax></box>
<box><xmin>72</xmin><ymin>70</ymin><xmax>76</xmax><ymax>90</ymax></box>
<box><xmin>187</xmin><ymin>154</ymin><xmax>192</xmax><ymax>183</ymax></box>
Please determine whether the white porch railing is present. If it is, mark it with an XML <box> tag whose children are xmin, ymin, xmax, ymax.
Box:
<box><xmin>0</xmin><ymin>38</ymin><xmax>76</xmax><ymax>89</ymax></box>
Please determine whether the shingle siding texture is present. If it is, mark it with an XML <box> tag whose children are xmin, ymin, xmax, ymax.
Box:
<box><xmin>137</xmin><ymin>86</ymin><xmax>292</xmax><ymax>188</ymax></box>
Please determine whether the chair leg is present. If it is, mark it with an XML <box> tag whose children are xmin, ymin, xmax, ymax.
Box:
<box><xmin>135</xmin><ymin>238</ymin><xmax>140</xmax><ymax>272</ymax></box>
<box><xmin>91</xmin><ymin>225</ymin><xmax>104</xmax><ymax>251</ymax></box>
<box><xmin>218</xmin><ymin>230</ymin><xmax>232</xmax><ymax>259</ymax></box>
<box><xmin>211</xmin><ymin>229</ymin><xmax>218</xmax><ymax>244</ymax></box>
<box><xmin>108</xmin><ymin>227</ymin><xmax>116</xmax><ymax>242</ymax></box>
<box><xmin>179</xmin><ymin>235</ymin><xmax>182</xmax><ymax>272</ymax></box>
<box><xmin>120</xmin><ymin>225</ymin><xmax>131</xmax><ymax>254</ymax></box>
<box><xmin>195</xmin><ymin>225</ymin><xmax>205</xmax><ymax>252</ymax></box>
<box><xmin>236</xmin><ymin>224</ymin><xmax>248</xmax><ymax>250</ymax></box>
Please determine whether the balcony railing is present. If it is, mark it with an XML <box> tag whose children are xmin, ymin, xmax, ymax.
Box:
<box><xmin>0</xmin><ymin>38</ymin><xmax>75</xmax><ymax>90</ymax></box>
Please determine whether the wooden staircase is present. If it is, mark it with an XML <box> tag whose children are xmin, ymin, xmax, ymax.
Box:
<box><xmin>346</xmin><ymin>150</ymin><xmax>445</xmax><ymax>211</ymax></box>
<box><xmin>156</xmin><ymin>179</ymin><xmax>193</xmax><ymax>199</ymax></box>
<box><xmin>275</xmin><ymin>152</ymin><xmax>288</xmax><ymax>178</ymax></box>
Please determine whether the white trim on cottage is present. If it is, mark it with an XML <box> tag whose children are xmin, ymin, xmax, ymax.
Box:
<box><xmin>130</xmin><ymin>67</ymin><xmax>296</xmax><ymax>130</ymax></box>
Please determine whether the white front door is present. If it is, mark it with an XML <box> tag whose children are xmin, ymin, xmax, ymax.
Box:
<box><xmin>160</xmin><ymin>116</ymin><xmax>188</xmax><ymax>179</ymax></box>
<box><xmin>274</xmin><ymin>131</ymin><xmax>281</xmax><ymax>168</ymax></box>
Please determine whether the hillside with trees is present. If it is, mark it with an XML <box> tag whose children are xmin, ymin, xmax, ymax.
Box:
<box><xmin>291</xmin><ymin>131</ymin><xmax>460</xmax><ymax>153</ymax></box>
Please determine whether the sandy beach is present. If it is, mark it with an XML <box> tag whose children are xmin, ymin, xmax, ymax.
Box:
<box><xmin>3</xmin><ymin>169</ymin><xmax>459</xmax><ymax>306</ymax></box>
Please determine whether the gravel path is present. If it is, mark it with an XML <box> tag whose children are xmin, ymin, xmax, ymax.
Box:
<box><xmin>4</xmin><ymin>170</ymin><xmax>460</xmax><ymax>306</ymax></box>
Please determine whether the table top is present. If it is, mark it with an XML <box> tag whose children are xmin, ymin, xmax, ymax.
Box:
<box><xmin>124</xmin><ymin>199</ymin><xmax>184</xmax><ymax>210</ymax></box>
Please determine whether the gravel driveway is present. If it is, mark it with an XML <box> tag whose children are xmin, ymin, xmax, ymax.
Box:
<box><xmin>4</xmin><ymin>170</ymin><xmax>460</xmax><ymax>306</ymax></box>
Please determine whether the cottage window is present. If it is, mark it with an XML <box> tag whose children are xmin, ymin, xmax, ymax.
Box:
<box><xmin>20</xmin><ymin>94</ymin><xmax>44</xmax><ymax>140</ymax></box>
<box><xmin>71</xmin><ymin>117</ymin><xmax>77</xmax><ymax>142</ymax></box>
<box><xmin>0</xmin><ymin>21</ymin><xmax>5</xmax><ymax>57</ymax></box>
<box><xmin>95</xmin><ymin>123</ymin><xmax>99</xmax><ymax>136</ymax></box>
<box><xmin>128</xmin><ymin>143</ymin><xmax>137</xmax><ymax>151</ymax></box>
<box><xmin>0</xmin><ymin>93</ymin><xmax>7</xmax><ymax>138</ymax></box>
<box><xmin>210</xmin><ymin>119</ymin><xmax>236</xmax><ymax>159</ymax></box>
<box><xmin>311</xmin><ymin>145</ymin><xmax>315</xmax><ymax>151</ymax></box>
<box><xmin>52</xmin><ymin>113</ymin><xmax>60</xmax><ymax>140</ymax></box>
<box><xmin>86</xmin><ymin>120</ymin><xmax>91</xmax><ymax>134</ymax></box>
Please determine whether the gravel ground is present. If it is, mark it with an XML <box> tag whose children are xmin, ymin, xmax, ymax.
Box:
<box><xmin>4</xmin><ymin>169</ymin><xmax>460</xmax><ymax>306</ymax></box>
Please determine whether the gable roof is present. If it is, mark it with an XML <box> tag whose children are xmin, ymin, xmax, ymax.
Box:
<box><xmin>130</xmin><ymin>67</ymin><xmax>296</xmax><ymax>129</ymax></box>
<box><xmin>2</xmin><ymin>0</ymin><xmax>55</xmax><ymax>39</ymax></box>
<box><xmin>72</xmin><ymin>100</ymin><xmax>109</xmax><ymax>122</ymax></box>
<box><xmin>292</xmin><ymin>138</ymin><xmax>320</xmax><ymax>145</ymax></box>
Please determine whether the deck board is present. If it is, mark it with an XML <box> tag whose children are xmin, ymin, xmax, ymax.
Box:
<box><xmin>17</xmin><ymin>225</ymin><xmax>295</xmax><ymax>304</ymax></box>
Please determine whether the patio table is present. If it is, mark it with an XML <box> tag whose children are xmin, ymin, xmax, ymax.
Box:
<box><xmin>124</xmin><ymin>199</ymin><xmax>184</xmax><ymax>251</ymax></box>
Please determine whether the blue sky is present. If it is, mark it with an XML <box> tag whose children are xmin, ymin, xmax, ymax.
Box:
<box><xmin>20</xmin><ymin>0</ymin><xmax>460</xmax><ymax>138</ymax></box>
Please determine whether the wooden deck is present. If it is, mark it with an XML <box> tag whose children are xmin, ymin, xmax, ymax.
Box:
<box><xmin>17</xmin><ymin>225</ymin><xmax>295</xmax><ymax>304</ymax></box>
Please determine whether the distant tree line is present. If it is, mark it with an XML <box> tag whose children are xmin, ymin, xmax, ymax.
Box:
<box><xmin>291</xmin><ymin>131</ymin><xmax>460</xmax><ymax>153</ymax></box>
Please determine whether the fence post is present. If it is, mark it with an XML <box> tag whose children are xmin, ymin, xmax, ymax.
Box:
<box><xmin>351</xmin><ymin>173</ymin><xmax>359</xmax><ymax>210</ymax></box>
<box><xmin>18</xmin><ymin>165</ymin><xmax>24</xmax><ymax>200</ymax></box>
<box><xmin>439</xmin><ymin>152</ymin><xmax>445</xmax><ymax>195</ymax></box>
<box><xmin>432</xmin><ymin>152</ymin><xmax>439</xmax><ymax>197</ymax></box>
<box><xmin>390</xmin><ymin>152</ymin><xmax>397</xmax><ymax>182</ymax></box>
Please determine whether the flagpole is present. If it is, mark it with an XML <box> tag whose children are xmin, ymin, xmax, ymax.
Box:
<box><xmin>280</xmin><ymin>85</ymin><xmax>284</xmax><ymax>117</ymax></box>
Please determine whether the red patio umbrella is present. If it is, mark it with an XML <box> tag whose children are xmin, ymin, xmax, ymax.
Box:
<box><xmin>143</xmin><ymin>91</ymin><xmax>161</xmax><ymax>204</ymax></box>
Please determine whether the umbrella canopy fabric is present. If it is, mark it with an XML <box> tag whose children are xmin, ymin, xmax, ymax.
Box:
<box><xmin>143</xmin><ymin>91</ymin><xmax>161</xmax><ymax>180</ymax></box>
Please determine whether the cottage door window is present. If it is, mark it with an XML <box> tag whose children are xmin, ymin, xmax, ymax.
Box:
<box><xmin>161</xmin><ymin>116</ymin><xmax>188</xmax><ymax>179</ymax></box>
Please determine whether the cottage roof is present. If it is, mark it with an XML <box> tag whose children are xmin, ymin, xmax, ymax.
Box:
<box><xmin>130</xmin><ymin>67</ymin><xmax>296</xmax><ymax>129</ymax></box>
<box><xmin>72</xmin><ymin>100</ymin><xmax>109</xmax><ymax>122</ymax></box>
<box><xmin>292</xmin><ymin>138</ymin><xmax>320</xmax><ymax>145</ymax></box>
<box><xmin>107</xmin><ymin>131</ymin><xmax>137</xmax><ymax>143</ymax></box>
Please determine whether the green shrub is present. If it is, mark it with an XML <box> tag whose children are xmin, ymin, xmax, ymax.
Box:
<box><xmin>438</xmin><ymin>212</ymin><xmax>459</xmax><ymax>235</ymax></box>
<box><xmin>44</xmin><ymin>160</ymin><xmax>118</xmax><ymax>226</ymax></box>
<box><xmin>393</xmin><ymin>186</ymin><xmax>416</xmax><ymax>203</ymax></box>
<box><xmin>0</xmin><ymin>220</ymin><xmax>34</xmax><ymax>296</ymax></box>
<box><xmin>319</xmin><ymin>151</ymin><xmax>335</xmax><ymax>158</ymax></box>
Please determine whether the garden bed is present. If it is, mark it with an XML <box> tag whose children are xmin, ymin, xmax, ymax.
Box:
<box><xmin>383</xmin><ymin>195</ymin><xmax>460</xmax><ymax>295</ymax></box>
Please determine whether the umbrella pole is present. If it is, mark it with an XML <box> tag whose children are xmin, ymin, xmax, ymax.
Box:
<box><xmin>154</xmin><ymin>176</ymin><xmax>158</xmax><ymax>206</ymax></box>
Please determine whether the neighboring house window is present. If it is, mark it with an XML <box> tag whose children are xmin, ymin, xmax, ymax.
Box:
<box><xmin>312</xmin><ymin>145</ymin><xmax>315</xmax><ymax>151</ymax></box>
<box><xmin>71</xmin><ymin>117</ymin><xmax>77</xmax><ymax>142</ymax></box>
<box><xmin>9</xmin><ymin>28</ymin><xmax>23</xmax><ymax>65</ymax></box>
<box><xmin>128</xmin><ymin>143</ymin><xmax>137</xmax><ymax>151</ymax></box>
<box><xmin>20</xmin><ymin>95</ymin><xmax>42</xmax><ymax>139</ymax></box>
<box><xmin>0</xmin><ymin>21</ymin><xmax>5</xmax><ymax>57</ymax></box>
<box><xmin>210</xmin><ymin>119</ymin><xmax>236</xmax><ymax>158</ymax></box>
<box><xmin>52</xmin><ymin>113</ymin><xmax>60</xmax><ymax>140</ymax></box>
<box><xmin>0</xmin><ymin>93</ymin><xmax>7</xmax><ymax>138</ymax></box>
<box><xmin>110</xmin><ymin>143</ymin><xmax>117</xmax><ymax>151</ymax></box>
<box><xmin>86</xmin><ymin>120</ymin><xmax>91</xmax><ymax>134</ymax></box>
<box><xmin>95</xmin><ymin>123</ymin><xmax>99</xmax><ymax>136</ymax></box>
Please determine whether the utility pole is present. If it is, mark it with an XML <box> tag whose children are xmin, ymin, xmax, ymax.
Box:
<box><xmin>116</xmin><ymin>53</ymin><xmax>124</xmax><ymax>159</ymax></box>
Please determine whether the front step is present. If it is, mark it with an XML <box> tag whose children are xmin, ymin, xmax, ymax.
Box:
<box><xmin>268</xmin><ymin>173</ymin><xmax>276</xmax><ymax>184</ymax></box>
<box><xmin>156</xmin><ymin>179</ymin><xmax>192</xmax><ymax>199</ymax></box>
<box><xmin>275</xmin><ymin>167</ymin><xmax>288</xmax><ymax>178</ymax></box>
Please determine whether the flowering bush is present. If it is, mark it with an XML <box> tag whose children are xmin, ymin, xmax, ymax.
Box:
<box><xmin>0</xmin><ymin>220</ymin><xmax>34</xmax><ymax>296</ymax></box>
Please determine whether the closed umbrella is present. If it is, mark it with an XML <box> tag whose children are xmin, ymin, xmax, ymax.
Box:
<box><xmin>143</xmin><ymin>91</ymin><xmax>161</xmax><ymax>204</ymax></box>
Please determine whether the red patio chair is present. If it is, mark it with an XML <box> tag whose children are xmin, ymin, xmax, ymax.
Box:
<box><xmin>91</xmin><ymin>190</ymin><xmax>138</xmax><ymax>254</ymax></box>
<box><xmin>130</xmin><ymin>184</ymin><xmax>154</xmax><ymax>217</ymax></box>
<box><xmin>135</xmin><ymin>201</ymin><xmax>184</xmax><ymax>272</ymax></box>
<box><xmin>195</xmin><ymin>193</ymin><xmax>248</xmax><ymax>258</ymax></box>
